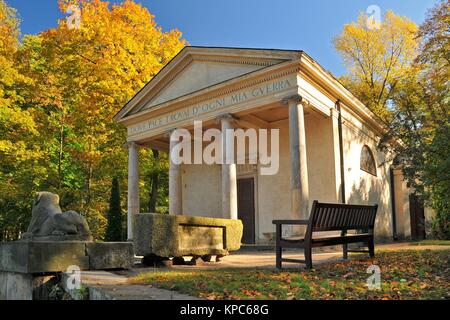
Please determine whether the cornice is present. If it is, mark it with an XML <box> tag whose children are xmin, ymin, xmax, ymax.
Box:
<box><xmin>298</xmin><ymin>54</ymin><xmax>386</xmax><ymax>135</ymax></box>
<box><xmin>192</xmin><ymin>54</ymin><xmax>283</xmax><ymax>67</ymax></box>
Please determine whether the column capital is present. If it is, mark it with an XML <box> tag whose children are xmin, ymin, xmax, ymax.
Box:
<box><xmin>282</xmin><ymin>94</ymin><xmax>302</xmax><ymax>106</ymax></box>
<box><xmin>123</xmin><ymin>141</ymin><xmax>140</xmax><ymax>149</ymax></box>
<box><xmin>164</xmin><ymin>128</ymin><xmax>181</xmax><ymax>140</ymax></box>
<box><xmin>216</xmin><ymin>113</ymin><xmax>238</xmax><ymax>125</ymax></box>
<box><xmin>330</xmin><ymin>107</ymin><xmax>339</xmax><ymax>118</ymax></box>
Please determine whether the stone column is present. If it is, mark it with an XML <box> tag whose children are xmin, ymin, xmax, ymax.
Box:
<box><xmin>220</xmin><ymin>114</ymin><xmax>238</xmax><ymax>220</ymax></box>
<box><xmin>331</xmin><ymin>106</ymin><xmax>345</xmax><ymax>203</ymax></box>
<box><xmin>283</xmin><ymin>94</ymin><xmax>310</xmax><ymax>220</ymax></box>
<box><xmin>169</xmin><ymin>130</ymin><xmax>183</xmax><ymax>215</ymax></box>
<box><xmin>127</xmin><ymin>141</ymin><xmax>140</xmax><ymax>241</ymax></box>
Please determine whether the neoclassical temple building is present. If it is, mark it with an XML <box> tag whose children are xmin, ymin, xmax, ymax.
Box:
<box><xmin>115</xmin><ymin>47</ymin><xmax>424</xmax><ymax>244</ymax></box>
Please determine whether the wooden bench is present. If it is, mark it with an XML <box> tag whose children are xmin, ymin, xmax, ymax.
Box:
<box><xmin>273</xmin><ymin>200</ymin><xmax>378</xmax><ymax>269</ymax></box>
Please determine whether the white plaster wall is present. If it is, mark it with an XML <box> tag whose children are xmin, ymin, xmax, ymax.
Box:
<box><xmin>304</xmin><ymin>115</ymin><xmax>339</xmax><ymax>204</ymax></box>
<box><xmin>256</xmin><ymin>125</ymin><xmax>291</xmax><ymax>240</ymax></box>
<box><xmin>180</xmin><ymin>109</ymin><xmax>397</xmax><ymax>242</ymax></box>
<box><xmin>255</xmin><ymin>115</ymin><xmax>339</xmax><ymax>242</ymax></box>
<box><xmin>393</xmin><ymin>169</ymin><xmax>411</xmax><ymax>239</ymax></box>
<box><xmin>181</xmin><ymin>163</ymin><xmax>222</xmax><ymax>218</ymax></box>
<box><xmin>424</xmin><ymin>207</ymin><xmax>435</xmax><ymax>237</ymax></box>
<box><xmin>393</xmin><ymin>169</ymin><xmax>435</xmax><ymax>239</ymax></box>
<box><xmin>341</xmin><ymin>110</ymin><xmax>393</xmax><ymax>239</ymax></box>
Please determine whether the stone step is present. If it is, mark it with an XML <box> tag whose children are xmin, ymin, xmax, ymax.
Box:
<box><xmin>61</xmin><ymin>270</ymin><xmax>201</xmax><ymax>300</ymax></box>
<box><xmin>87</xmin><ymin>284</ymin><xmax>202</xmax><ymax>300</ymax></box>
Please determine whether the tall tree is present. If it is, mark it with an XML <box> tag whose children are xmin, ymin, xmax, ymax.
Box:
<box><xmin>381</xmin><ymin>1</ymin><xmax>449</xmax><ymax>239</ymax></box>
<box><xmin>141</xmin><ymin>148</ymin><xmax>169</xmax><ymax>214</ymax></box>
<box><xmin>1</xmin><ymin>0</ymin><xmax>184</xmax><ymax>240</ymax></box>
<box><xmin>0</xmin><ymin>0</ymin><xmax>43</xmax><ymax>240</ymax></box>
<box><xmin>416</xmin><ymin>0</ymin><xmax>449</xmax><ymax>121</ymax></box>
<box><xmin>334</xmin><ymin>10</ymin><xmax>419</xmax><ymax>120</ymax></box>
<box><xmin>335</xmin><ymin>5</ymin><xmax>449</xmax><ymax>238</ymax></box>
<box><xmin>148</xmin><ymin>149</ymin><xmax>160</xmax><ymax>213</ymax></box>
<box><xmin>105</xmin><ymin>176</ymin><xmax>122</xmax><ymax>241</ymax></box>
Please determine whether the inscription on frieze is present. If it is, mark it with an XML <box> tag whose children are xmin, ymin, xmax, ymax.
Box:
<box><xmin>128</xmin><ymin>78</ymin><xmax>293</xmax><ymax>136</ymax></box>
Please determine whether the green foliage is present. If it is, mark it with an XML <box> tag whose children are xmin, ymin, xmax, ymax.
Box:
<box><xmin>425</xmin><ymin>125</ymin><xmax>450</xmax><ymax>239</ymax></box>
<box><xmin>414</xmin><ymin>239</ymin><xmax>450</xmax><ymax>246</ymax></box>
<box><xmin>140</xmin><ymin>148</ymin><xmax>169</xmax><ymax>214</ymax></box>
<box><xmin>105</xmin><ymin>177</ymin><xmax>123</xmax><ymax>241</ymax></box>
<box><xmin>49</xmin><ymin>284</ymin><xmax>66</xmax><ymax>300</ymax></box>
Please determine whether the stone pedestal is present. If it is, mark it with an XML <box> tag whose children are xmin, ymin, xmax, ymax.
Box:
<box><xmin>86</xmin><ymin>242</ymin><xmax>134</xmax><ymax>270</ymax></box>
<box><xmin>0</xmin><ymin>241</ymin><xmax>134</xmax><ymax>300</ymax></box>
<box><xmin>0</xmin><ymin>241</ymin><xmax>89</xmax><ymax>273</ymax></box>
<box><xmin>0</xmin><ymin>272</ymin><xmax>57</xmax><ymax>300</ymax></box>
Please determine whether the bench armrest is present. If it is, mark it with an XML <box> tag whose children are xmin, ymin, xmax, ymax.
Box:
<box><xmin>272</xmin><ymin>219</ymin><xmax>309</xmax><ymax>225</ymax></box>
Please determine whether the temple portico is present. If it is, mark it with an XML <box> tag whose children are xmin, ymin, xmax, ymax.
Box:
<box><xmin>115</xmin><ymin>47</ymin><xmax>415</xmax><ymax>244</ymax></box>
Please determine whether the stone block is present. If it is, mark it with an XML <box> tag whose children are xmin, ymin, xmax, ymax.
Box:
<box><xmin>0</xmin><ymin>272</ymin><xmax>57</xmax><ymax>300</ymax></box>
<box><xmin>0</xmin><ymin>272</ymin><xmax>33</xmax><ymax>300</ymax></box>
<box><xmin>0</xmin><ymin>241</ymin><xmax>89</xmax><ymax>273</ymax></box>
<box><xmin>86</xmin><ymin>242</ymin><xmax>133</xmax><ymax>270</ymax></box>
<box><xmin>134</xmin><ymin>213</ymin><xmax>243</xmax><ymax>257</ymax></box>
<box><xmin>6</xmin><ymin>272</ymin><xmax>33</xmax><ymax>300</ymax></box>
<box><xmin>0</xmin><ymin>272</ymin><xmax>7</xmax><ymax>300</ymax></box>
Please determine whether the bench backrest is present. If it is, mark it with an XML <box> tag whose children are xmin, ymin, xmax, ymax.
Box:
<box><xmin>309</xmin><ymin>200</ymin><xmax>378</xmax><ymax>232</ymax></box>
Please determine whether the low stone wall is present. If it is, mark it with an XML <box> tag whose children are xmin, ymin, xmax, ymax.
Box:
<box><xmin>0</xmin><ymin>241</ymin><xmax>133</xmax><ymax>273</ymax></box>
<box><xmin>134</xmin><ymin>214</ymin><xmax>243</xmax><ymax>257</ymax></box>
<box><xmin>0</xmin><ymin>241</ymin><xmax>134</xmax><ymax>300</ymax></box>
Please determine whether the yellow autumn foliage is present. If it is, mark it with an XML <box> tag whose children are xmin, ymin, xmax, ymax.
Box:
<box><xmin>1</xmin><ymin>0</ymin><xmax>185</xmax><ymax>239</ymax></box>
<box><xmin>334</xmin><ymin>10</ymin><xmax>419</xmax><ymax>121</ymax></box>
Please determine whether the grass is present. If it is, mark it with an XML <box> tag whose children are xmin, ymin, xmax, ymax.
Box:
<box><xmin>414</xmin><ymin>239</ymin><xmax>450</xmax><ymax>246</ymax></box>
<box><xmin>130</xmin><ymin>249</ymin><xmax>450</xmax><ymax>300</ymax></box>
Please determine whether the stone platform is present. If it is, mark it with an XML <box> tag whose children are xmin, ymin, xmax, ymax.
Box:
<box><xmin>0</xmin><ymin>241</ymin><xmax>133</xmax><ymax>273</ymax></box>
<box><xmin>0</xmin><ymin>241</ymin><xmax>134</xmax><ymax>300</ymax></box>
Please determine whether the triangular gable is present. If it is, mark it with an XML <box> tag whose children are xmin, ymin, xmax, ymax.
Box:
<box><xmin>115</xmin><ymin>47</ymin><xmax>301</xmax><ymax>120</ymax></box>
<box><xmin>143</xmin><ymin>60</ymin><xmax>267</xmax><ymax>109</ymax></box>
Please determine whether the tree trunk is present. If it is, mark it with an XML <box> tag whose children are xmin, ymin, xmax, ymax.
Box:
<box><xmin>85</xmin><ymin>161</ymin><xmax>93</xmax><ymax>208</ymax></box>
<box><xmin>57</xmin><ymin>106</ymin><xmax>65</xmax><ymax>191</ymax></box>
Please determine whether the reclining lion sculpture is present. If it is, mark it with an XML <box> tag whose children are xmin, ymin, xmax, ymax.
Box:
<box><xmin>22</xmin><ymin>191</ymin><xmax>92</xmax><ymax>241</ymax></box>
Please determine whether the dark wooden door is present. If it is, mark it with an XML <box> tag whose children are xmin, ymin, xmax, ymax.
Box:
<box><xmin>409</xmin><ymin>194</ymin><xmax>426</xmax><ymax>240</ymax></box>
<box><xmin>237</xmin><ymin>178</ymin><xmax>255</xmax><ymax>244</ymax></box>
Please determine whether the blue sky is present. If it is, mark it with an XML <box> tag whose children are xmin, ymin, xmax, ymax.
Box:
<box><xmin>6</xmin><ymin>0</ymin><xmax>438</xmax><ymax>76</ymax></box>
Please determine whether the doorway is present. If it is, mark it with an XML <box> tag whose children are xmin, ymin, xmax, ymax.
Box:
<box><xmin>237</xmin><ymin>177</ymin><xmax>256</xmax><ymax>244</ymax></box>
<box><xmin>409</xmin><ymin>194</ymin><xmax>426</xmax><ymax>240</ymax></box>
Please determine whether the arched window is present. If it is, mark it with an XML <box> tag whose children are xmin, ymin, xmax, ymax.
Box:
<box><xmin>360</xmin><ymin>145</ymin><xmax>377</xmax><ymax>176</ymax></box>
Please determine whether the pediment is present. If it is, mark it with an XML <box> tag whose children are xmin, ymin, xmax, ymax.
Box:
<box><xmin>144</xmin><ymin>60</ymin><xmax>267</xmax><ymax>109</ymax></box>
<box><xmin>116</xmin><ymin>47</ymin><xmax>302</xmax><ymax>120</ymax></box>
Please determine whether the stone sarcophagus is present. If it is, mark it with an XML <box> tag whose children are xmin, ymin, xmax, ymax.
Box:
<box><xmin>133</xmin><ymin>213</ymin><xmax>243</xmax><ymax>258</ymax></box>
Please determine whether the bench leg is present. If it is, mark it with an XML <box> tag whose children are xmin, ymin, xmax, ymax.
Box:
<box><xmin>276</xmin><ymin>246</ymin><xmax>282</xmax><ymax>269</ymax></box>
<box><xmin>305</xmin><ymin>247</ymin><xmax>313</xmax><ymax>269</ymax></box>
<box><xmin>343</xmin><ymin>244</ymin><xmax>348</xmax><ymax>260</ymax></box>
<box><xmin>368</xmin><ymin>238</ymin><xmax>375</xmax><ymax>257</ymax></box>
